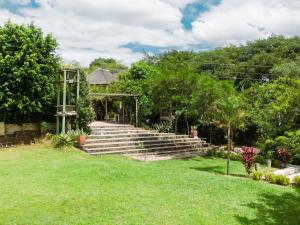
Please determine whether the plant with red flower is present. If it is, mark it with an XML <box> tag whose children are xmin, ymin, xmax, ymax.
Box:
<box><xmin>276</xmin><ymin>148</ymin><xmax>292</xmax><ymax>165</ymax></box>
<box><xmin>240</xmin><ymin>146</ymin><xmax>257</xmax><ymax>175</ymax></box>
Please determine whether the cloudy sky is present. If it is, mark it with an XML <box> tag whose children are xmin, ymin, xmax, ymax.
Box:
<box><xmin>1</xmin><ymin>0</ymin><xmax>300</xmax><ymax>66</ymax></box>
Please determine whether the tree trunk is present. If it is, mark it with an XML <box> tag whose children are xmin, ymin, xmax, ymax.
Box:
<box><xmin>175</xmin><ymin>116</ymin><xmax>178</xmax><ymax>134</ymax></box>
<box><xmin>186</xmin><ymin>119</ymin><xmax>189</xmax><ymax>135</ymax></box>
<box><xmin>209</xmin><ymin>124</ymin><xmax>212</xmax><ymax>144</ymax></box>
<box><xmin>227</xmin><ymin>121</ymin><xmax>231</xmax><ymax>175</ymax></box>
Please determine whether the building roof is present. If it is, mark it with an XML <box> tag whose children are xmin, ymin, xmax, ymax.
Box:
<box><xmin>87</xmin><ymin>68</ymin><xmax>118</xmax><ymax>85</ymax></box>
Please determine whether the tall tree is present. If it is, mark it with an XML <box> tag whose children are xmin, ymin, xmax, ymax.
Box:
<box><xmin>216</xmin><ymin>85</ymin><xmax>247</xmax><ymax>175</ymax></box>
<box><xmin>88</xmin><ymin>57</ymin><xmax>127</xmax><ymax>73</ymax></box>
<box><xmin>0</xmin><ymin>22</ymin><xmax>60</xmax><ymax>123</ymax></box>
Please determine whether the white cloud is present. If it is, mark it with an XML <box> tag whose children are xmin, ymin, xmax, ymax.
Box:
<box><xmin>0</xmin><ymin>0</ymin><xmax>299</xmax><ymax>66</ymax></box>
<box><xmin>192</xmin><ymin>0</ymin><xmax>300</xmax><ymax>46</ymax></box>
<box><xmin>8</xmin><ymin>0</ymin><xmax>31</xmax><ymax>5</ymax></box>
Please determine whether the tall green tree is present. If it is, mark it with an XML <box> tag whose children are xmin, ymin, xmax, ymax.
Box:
<box><xmin>87</xmin><ymin>57</ymin><xmax>127</xmax><ymax>73</ymax></box>
<box><xmin>0</xmin><ymin>22</ymin><xmax>60</xmax><ymax>122</ymax></box>
<box><xmin>215</xmin><ymin>86</ymin><xmax>247</xmax><ymax>175</ymax></box>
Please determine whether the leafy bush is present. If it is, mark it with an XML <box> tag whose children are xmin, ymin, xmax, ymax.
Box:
<box><xmin>52</xmin><ymin>134</ymin><xmax>75</xmax><ymax>148</ymax></box>
<box><xmin>264</xmin><ymin>172</ymin><xmax>277</xmax><ymax>184</ymax></box>
<box><xmin>67</xmin><ymin>129</ymin><xmax>87</xmax><ymax>140</ymax></box>
<box><xmin>261</xmin><ymin>130</ymin><xmax>300</xmax><ymax>165</ymax></box>
<box><xmin>207</xmin><ymin>147</ymin><xmax>216</xmax><ymax>156</ymax></box>
<box><xmin>272</xmin><ymin>159</ymin><xmax>282</xmax><ymax>168</ymax></box>
<box><xmin>153</xmin><ymin>121</ymin><xmax>174</xmax><ymax>133</ymax></box>
<box><xmin>229</xmin><ymin>153</ymin><xmax>242</xmax><ymax>161</ymax></box>
<box><xmin>254</xmin><ymin>155</ymin><xmax>266</xmax><ymax>164</ymax></box>
<box><xmin>40</xmin><ymin>122</ymin><xmax>49</xmax><ymax>134</ymax></box>
<box><xmin>252</xmin><ymin>171</ymin><xmax>263</xmax><ymax>180</ymax></box>
<box><xmin>240</xmin><ymin>146</ymin><xmax>257</xmax><ymax>175</ymax></box>
<box><xmin>293</xmin><ymin>176</ymin><xmax>300</xmax><ymax>187</ymax></box>
<box><xmin>275</xmin><ymin>175</ymin><xmax>290</xmax><ymax>186</ymax></box>
<box><xmin>277</xmin><ymin>148</ymin><xmax>292</xmax><ymax>165</ymax></box>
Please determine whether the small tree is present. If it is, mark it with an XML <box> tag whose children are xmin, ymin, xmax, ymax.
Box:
<box><xmin>216</xmin><ymin>91</ymin><xmax>247</xmax><ymax>175</ymax></box>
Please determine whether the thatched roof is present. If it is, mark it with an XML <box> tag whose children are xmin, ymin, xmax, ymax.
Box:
<box><xmin>87</xmin><ymin>69</ymin><xmax>118</xmax><ymax>85</ymax></box>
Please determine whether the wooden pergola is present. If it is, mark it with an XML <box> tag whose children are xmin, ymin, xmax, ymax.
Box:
<box><xmin>89</xmin><ymin>93</ymin><xmax>140</xmax><ymax>127</ymax></box>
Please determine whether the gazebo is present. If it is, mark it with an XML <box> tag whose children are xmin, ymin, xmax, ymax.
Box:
<box><xmin>89</xmin><ymin>93</ymin><xmax>140</xmax><ymax>127</ymax></box>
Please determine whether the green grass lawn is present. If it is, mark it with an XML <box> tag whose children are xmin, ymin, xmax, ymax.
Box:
<box><xmin>0</xmin><ymin>144</ymin><xmax>299</xmax><ymax>225</ymax></box>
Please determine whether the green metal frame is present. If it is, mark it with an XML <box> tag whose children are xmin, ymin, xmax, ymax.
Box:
<box><xmin>56</xmin><ymin>68</ymin><xmax>80</xmax><ymax>134</ymax></box>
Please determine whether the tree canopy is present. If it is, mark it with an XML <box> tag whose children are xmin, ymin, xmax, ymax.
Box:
<box><xmin>0</xmin><ymin>22</ymin><xmax>60</xmax><ymax>123</ymax></box>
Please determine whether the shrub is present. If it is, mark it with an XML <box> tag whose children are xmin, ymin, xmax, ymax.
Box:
<box><xmin>252</xmin><ymin>171</ymin><xmax>263</xmax><ymax>180</ymax></box>
<box><xmin>153</xmin><ymin>121</ymin><xmax>174</xmax><ymax>133</ymax></box>
<box><xmin>240</xmin><ymin>146</ymin><xmax>257</xmax><ymax>175</ymax></box>
<box><xmin>207</xmin><ymin>147</ymin><xmax>218</xmax><ymax>156</ymax></box>
<box><xmin>230</xmin><ymin>153</ymin><xmax>242</xmax><ymax>161</ymax></box>
<box><xmin>275</xmin><ymin>175</ymin><xmax>290</xmax><ymax>186</ymax></box>
<box><xmin>272</xmin><ymin>159</ymin><xmax>282</xmax><ymax>168</ymax></box>
<box><xmin>52</xmin><ymin>134</ymin><xmax>75</xmax><ymax>148</ymax></box>
<box><xmin>265</xmin><ymin>172</ymin><xmax>277</xmax><ymax>184</ymax></box>
<box><xmin>254</xmin><ymin>155</ymin><xmax>266</xmax><ymax>164</ymax></box>
<box><xmin>277</xmin><ymin>148</ymin><xmax>292</xmax><ymax>165</ymax></box>
<box><xmin>67</xmin><ymin>129</ymin><xmax>87</xmax><ymax>140</ymax></box>
<box><xmin>293</xmin><ymin>176</ymin><xmax>300</xmax><ymax>187</ymax></box>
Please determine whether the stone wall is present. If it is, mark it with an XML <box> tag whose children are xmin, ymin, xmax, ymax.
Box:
<box><xmin>0</xmin><ymin>122</ymin><xmax>56</xmax><ymax>145</ymax></box>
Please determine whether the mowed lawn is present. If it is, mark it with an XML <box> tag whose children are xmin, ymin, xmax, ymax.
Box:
<box><xmin>0</xmin><ymin>144</ymin><xmax>299</xmax><ymax>225</ymax></box>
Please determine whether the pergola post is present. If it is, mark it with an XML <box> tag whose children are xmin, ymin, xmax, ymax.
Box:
<box><xmin>135</xmin><ymin>97</ymin><xmax>139</xmax><ymax>127</ymax></box>
<box><xmin>56</xmin><ymin>84</ymin><xmax>60</xmax><ymax>134</ymax></box>
<box><xmin>105</xmin><ymin>98</ymin><xmax>108</xmax><ymax>120</ymax></box>
<box><xmin>62</xmin><ymin>70</ymin><xmax>67</xmax><ymax>134</ymax></box>
<box><xmin>76</xmin><ymin>68</ymin><xmax>80</xmax><ymax>129</ymax></box>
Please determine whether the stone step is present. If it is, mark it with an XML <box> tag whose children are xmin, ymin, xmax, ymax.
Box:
<box><xmin>89</xmin><ymin>124</ymin><xmax>134</xmax><ymax>128</ymax></box>
<box><xmin>91</xmin><ymin>130</ymin><xmax>159</xmax><ymax>135</ymax></box>
<box><xmin>91</xmin><ymin>128</ymin><xmax>154</xmax><ymax>131</ymax></box>
<box><xmin>87</xmin><ymin>133</ymin><xmax>181</xmax><ymax>140</ymax></box>
<box><xmin>83</xmin><ymin>138</ymin><xmax>204</xmax><ymax>149</ymax></box>
<box><xmin>84</xmin><ymin>121</ymin><xmax>208</xmax><ymax>156</ymax></box>
<box><xmin>85</xmin><ymin>135</ymin><xmax>196</xmax><ymax>144</ymax></box>
<box><xmin>88</xmin><ymin>145</ymin><xmax>205</xmax><ymax>156</ymax></box>
<box><xmin>83</xmin><ymin>141</ymin><xmax>204</xmax><ymax>153</ymax></box>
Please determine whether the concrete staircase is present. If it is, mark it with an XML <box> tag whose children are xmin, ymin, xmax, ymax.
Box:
<box><xmin>81</xmin><ymin>121</ymin><xmax>209</xmax><ymax>157</ymax></box>
<box><xmin>273</xmin><ymin>165</ymin><xmax>300</xmax><ymax>183</ymax></box>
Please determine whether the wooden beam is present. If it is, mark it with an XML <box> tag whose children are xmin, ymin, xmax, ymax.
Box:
<box><xmin>135</xmin><ymin>97</ymin><xmax>139</xmax><ymax>127</ymax></box>
<box><xmin>76</xmin><ymin>68</ymin><xmax>80</xmax><ymax>129</ymax></box>
<box><xmin>62</xmin><ymin>70</ymin><xmax>67</xmax><ymax>134</ymax></box>
<box><xmin>56</xmin><ymin>84</ymin><xmax>60</xmax><ymax>134</ymax></box>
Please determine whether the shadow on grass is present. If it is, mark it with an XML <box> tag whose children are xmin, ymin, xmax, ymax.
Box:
<box><xmin>190</xmin><ymin>165</ymin><xmax>246</xmax><ymax>178</ymax></box>
<box><xmin>236</xmin><ymin>188</ymin><xmax>300</xmax><ymax>225</ymax></box>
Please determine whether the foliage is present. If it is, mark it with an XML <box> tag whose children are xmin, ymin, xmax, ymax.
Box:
<box><xmin>40</xmin><ymin>121</ymin><xmax>48</xmax><ymax>134</ymax></box>
<box><xmin>264</xmin><ymin>172</ymin><xmax>277</xmax><ymax>184</ymax></box>
<box><xmin>67</xmin><ymin>129</ymin><xmax>87</xmax><ymax>140</ymax></box>
<box><xmin>275</xmin><ymin>175</ymin><xmax>290</xmax><ymax>186</ymax></box>
<box><xmin>0</xmin><ymin>22</ymin><xmax>60</xmax><ymax>123</ymax></box>
<box><xmin>293</xmin><ymin>176</ymin><xmax>300</xmax><ymax>187</ymax></box>
<box><xmin>106</xmin><ymin>36</ymin><xmax>300</xmax><ymax>148</ymax></box>
<box><xmin>245</xmin><ymin>78</ymin><xmax>300</xmax><ymax>141</ymax></box>
<box><xmin>87</xmin><ymin>57</ymin><xmax>127</xmax><ymax>73</ymax></box>
<box><xmin>252</xmin><ymin>171</ymin><xmax>263</xmax><ymax>180</ymax></box>
<box><xmin>276</xmin><ymin>148</ymin><xmax>292</xmax><ymax>165</ymax></box>
<box><xmin>52</xmin><ymin>133</ymin><xmax>75</xmax><ymax>148</ymax></box>
<box><xmin>254</xmin><ymin>155</ymin><xmax>266</xmax><ymax>164</ymax></box>
<box><xmin>240</xmin><ymin>146</ymin><xmax>257</xmax><ymax>175</ymax></box>
<box><xmin>76</xmin><ymin>71</ymin><xmax>95</xmax><ymax>132</ymax></box>
<box><xmin>153</xmin><ymin>120</ymin><xmax>174</xmax><ymax>133</ymax></box>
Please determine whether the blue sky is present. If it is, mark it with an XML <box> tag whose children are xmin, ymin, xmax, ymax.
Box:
<box><xmin>0</xmin><ymin>0</ymin><xmax>299</xmax><ymax>66</ymax></box>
